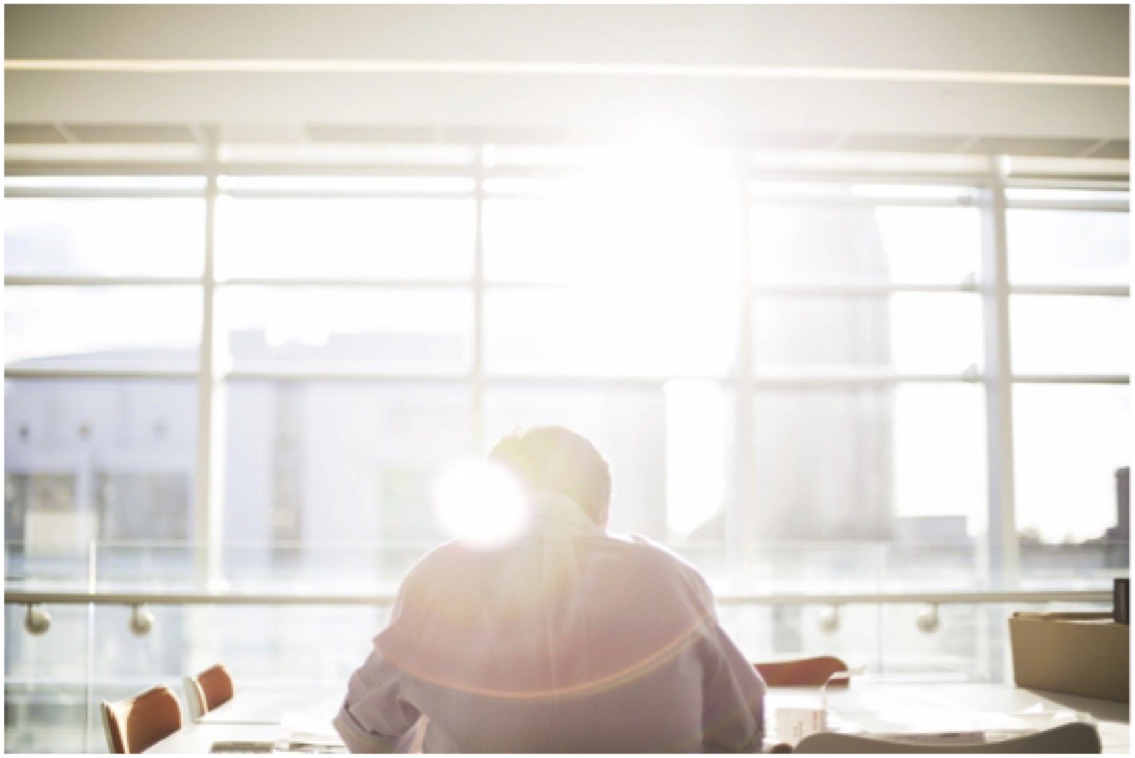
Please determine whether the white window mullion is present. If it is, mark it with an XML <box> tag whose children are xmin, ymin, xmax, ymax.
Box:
<box><xmin>979</xmin><ymin>157</ymin><xmax>1020</xmax><ymax>590</ymax></box>
<box><xmin>194</xmin><ymin>145</ymin><xmax>225</xmax><ymax>588</ymax></box>
<box><xmin>472</xmin><ymin>151</ymin><xmax>488</xmax><ymax>454</ymax></box>
<box><xmin>734</xmin><ymin>151</ymin><xmax>756</xmax><ymax>566</ymax></box>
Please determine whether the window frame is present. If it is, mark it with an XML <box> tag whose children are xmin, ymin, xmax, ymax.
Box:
<box><xmin>4</xmin><ymin>150</ymin><xmax>1129</xmax><ymax>591</ymax></box>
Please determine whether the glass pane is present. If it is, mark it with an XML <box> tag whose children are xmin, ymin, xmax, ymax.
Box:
<box><xmin>712</xmin><ymin>600</ymin><xmax>1097</xmax><ymax>684</ymax></box>
<box><xmin>753</xmin><ymin>293</ymin><xmax>981</xmax><ymax>372</ymax></box>
<box><xmin>216</xmin><ymin>197</ymin><xmax>475</xmax><ymax>280</ymax></box>
<box><xmin>752</xmin><ymin>385</ymin><xmax>987</xmax><ymax>541</ymax></box>
<box><xmin>5</xmin><ymin>379</ymin><xmax>198</xmax><ymax>579</ymax></box>
<box><xmin>222</xmin><ymin>381</ymin><xmax>472</xmax><ymax>587</ymax></box>
<box><xmin>4</xmin><ymin>287</ymin><xmax>201</xmax><ymax>369</ymax></box>
<box><xmin>5</xmin><ymin>604</ymin><xmax>91</xmax><ymax>752</ymax></box>
<box><xmin>217</xmin><ymin>287</ymin><xmax>472</xmax><ymax>373</ymax></box>
<box><xmin>484</xmin><ymin>173</ymin><xmax>741</xmax><ymax>284</ymax></box>
<box><xmin>5</xmin><ymin>602</ymin><xmax>386</xmax><ymax>752</ymax></box>
<box><xmin>4</xmin><ymin>197</ymin><xmax>205</xmax><ymax>277</ymax></box>
<box><xmin>1007</xmin><ymin>209</ymin><xmax>1129</xmax><ymax>284</ymax></box>
<box><xmin>752</xmin><ymin>205</ymin><xmax>980</xmax><ymax>283</ymax></box>
<box><xmin>1014</xmin><ymin>385</ymin><xmax>1130</xmax><ymax>545</ymax></box>
<box><xmin>485</xmin><ymin>287</ymin><xmax>737</xmax><ymax>376</ymax></box>
<box><xmin>1011</xmin><ymin>295</ymin><xmax>1130</xmax><ymax>374</ymax></box>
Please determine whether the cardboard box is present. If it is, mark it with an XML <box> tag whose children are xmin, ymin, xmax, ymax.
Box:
<box><xmin>1009</xmin><ymin>612</ymin><xmax>1129</xmax><ymax>703</ymax></box>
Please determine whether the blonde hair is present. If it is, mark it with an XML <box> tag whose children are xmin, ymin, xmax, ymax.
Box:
<box><xmin>489</xmin><ymin>426</ymin><xmax>612</xmax><ymax>524</ymax></box>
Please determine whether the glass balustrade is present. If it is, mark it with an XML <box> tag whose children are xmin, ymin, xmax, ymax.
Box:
<box><xmin>4</xmin><ymin>538</ymin><xmax>1121</xmax><ymax>752</ymax></box>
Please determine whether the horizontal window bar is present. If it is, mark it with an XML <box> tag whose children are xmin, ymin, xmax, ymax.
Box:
<box><xmin>7</xmin><ymin>187</ymin><xmax>1122</xmax><ymax>211</ymax></box>
<box><xmin>4</xmin><ymin>161</ymin><xmax>478</xmax><ymax>178</ymax></box>
<box><xmin>750</xmin><ymin>283</ymin><xmax>1128</xmax><ymax>296</ymax></box>
<box><xmin>7</xmin><ymin>160</ymin><xmax>1127</xmax><ymax>188</ymax></box>
<box><xmin>4</xmin><ymin>365</ymin><xmax>197</xmax><ymax>380</ymax></box>
<box><xmin>4</xmin><ymin>278</ymin><xmax>1126</xmax><ymax>296</ymax></box>
<box><xmin>5</xmin><ymin>275</ymin><xmax>204</xmax><ymax>287</ymax></box>
<box><xmin>2</xmin><ymin>588</ymin><xmax>1111</xmax><ymax>607</ymax></box>
<box><xmin>481</xmin><ymin>374</ymin><xmax>733</xmax><ymax>388</ymax></box>
<box><xmin>751</xmin><ymin>282</ymin><xmax>977</xmax><ymax>295</ymax></box>
<box><xmin>1004</xmin><ymin>178</ymin><xmax>1130</xmax><ymax>192</ymax></box>
<box><xmin>751</xmin><ymin>197</ymin><xmax>976</xmax><ymax>209</ymax></box>
<box><xmin>224</xmin><ymin>368</ymin><xmax>471</xmax><ymax>383</ymax></box>
<box><xmin>224</xmin><ymin>373</ymin><xmax>729</xmax><ymax>387</ymax></box>
<box><xmin>751</xmin><ymin>371</ymin><xmax>979</xmax><ymax>385</ymax></box>
<box><xmin>216</xmin><ymin>189</ymin><xmax>475</xmax><ymax>199</ymax></box>
<box><xmin>1008</xmin><ymin>285</ymin><xmax>1129</xmax><ymax>297</ymax></box>
<box><xmin>8</xmin><ymin>367</ymin><xmax>1126</xmax><ymax>385</ymax></box>
<box><xmin>1012</xmin><ymin>374</ymin><xmax>1130</xmax><ymax>384</ymax></box>
<box><xmin>4</xmin><ymin>175</ymin><xmax>207</xmax><ymax>190</ymax></box>
<box><xmin>217</xmin><ymin>277</ymin><xmax>471</xmax><ymax>288</ymax></box>
<box><xmin>4</xmin><ymin>187</ymin><xmax>205</xmax><ymax>199</ymax></box>
<box><xmin>1006</xmin><ymin>200</ymin><xmax>1129</xmax><ymax>212</ymax></box>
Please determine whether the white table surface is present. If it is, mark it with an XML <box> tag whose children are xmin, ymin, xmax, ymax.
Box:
<box><xmin>148</xmin><ymin>723</ymin><xmax>295</xmax><ymax>754</ymax></box>
<box><xmin>149</xmin><ymin>687</ymin><xmax>346</xmax><ymax>753</ymax></box>
<box><xmin>196</xmin><ymin>688</ymin><xmax>344</xmax><ymax>726</ymax></box>
<box><xmin>768</xmin><ymin>681</ymin><xmax>1128</xmax><ymax>753</ymax></box>
<box><xmin>148</xmin><ymin>681</ymin><xmax>1129</xmax><ymax>753</ymax></box>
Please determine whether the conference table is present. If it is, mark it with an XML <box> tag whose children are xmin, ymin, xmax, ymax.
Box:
<box><xmin>146</xmin><ymin>680</ymin><xmax>1130</xmax><ymax>753</ymax></box>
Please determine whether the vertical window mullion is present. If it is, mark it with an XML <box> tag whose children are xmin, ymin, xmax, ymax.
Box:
<box><xmin>472</xmin><ymin>150</ymin><xmax>487</xmax><ymax>454</ymax></box>
<box><xmin>194</xmin><ymin>147</ymin><xmax>224</xmax><ymax>587</ymax></box>
<box><xmin>978</xmin><ymin>157</ymin><xmax>1021</xmax><ymax>683</ymax></box>
<box><xmin>734</xmin><ymin>152</ymin><xmax>755</xmax><ymax>570</ymax></box>
<box><xmin>979</xmin><ymin>156</ymin><xmax>1021</xmax><ymax>588</ymax></box>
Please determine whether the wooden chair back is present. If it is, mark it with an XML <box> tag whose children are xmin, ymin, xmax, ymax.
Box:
<box><xmin>184</xmin><ymin>663</ymin><xmax>235</xmax><ymax>720</ymax></box>
<box><xmin>754</xmin><ymin>656</ymin><xmax>850</xmax><ymax>687</ymax></box>
<box><xmin>794</xmin><ymin>721</ymin><xmax>1102</xmax><ymax>753</ymax></box>
<box><xmin>100</xmin><ymin>684</ymin><xmax>183</xmax><ymax>754</ymax></box>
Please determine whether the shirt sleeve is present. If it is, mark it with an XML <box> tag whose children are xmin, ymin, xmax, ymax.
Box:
<box><xmin>334</xmin><ymin>648</ymin><xmax>422</xmax><ymax>753</ymax></box>
<box><xmin>692</xmin><ymin>575</ymin><xmax>766</xmax><ymax>752</ymax></box>
<box><xmin>334</xmin><ymin>572</ymin><xmax>424</xmax><ymax>754</ymax></box>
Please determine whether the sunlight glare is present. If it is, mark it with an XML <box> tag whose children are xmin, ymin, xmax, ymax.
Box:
<box><xmin>665</xmin><ymin>380</ymin><xmax>726</xmax><ymax>537</ymax></box>
<box><xmin>432</xmin><ymin>459</ymin><xmax>530</xmax><ymax>548</ymax></box>
<box><xmin>556</xmin><ymin>142</ymin><xmax>739</xmax><ymax>286</ymax></box>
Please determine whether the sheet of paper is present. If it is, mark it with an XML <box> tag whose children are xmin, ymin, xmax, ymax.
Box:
<box><xmin>835</xmin><ymin>707</ymin><xmax>1082</xmax><ymax>736</ymax></box>
<box><xmin>280</xmin><ymin>711</ymin><xmax>342</xmax><ymax>745</ymax></box>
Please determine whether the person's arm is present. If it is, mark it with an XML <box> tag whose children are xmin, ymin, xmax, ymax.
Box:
<box><xmin>335</xmin><ymin>569</ymin><xmax>425</xmax><ymax>753</ymax></box>
<box><xmin>700</xmin><ymin>623</ymin><xmax>766</xmax><ymax>752</ymax></box>
<box><xmin>334</xmin><ymin>648</ymin><xmax>422</xmax><ymax>753</ymax></box>
<box><xmin>687</xmin><ymin>572</ymin><xmax>766</xmax><ymax>752</ymax></box>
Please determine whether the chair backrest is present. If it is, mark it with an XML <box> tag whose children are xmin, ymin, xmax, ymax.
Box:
<box><xmin>100</xmin><ymin>684</ymin><xmax>183</xmax><ymax>754</ymax></box>
<box><xmin>184</xmin><ymin>663</ymin><xmax>234</xmax><ymax>720</ymax></box>
<box><xmin>794</xmin><ymin>721</ymin><xmax>1102</xmax><ymax>754</ymax></box>
<box><xmin>754</xmin><ymin>656</ymin><xmax>850</xmax><ymax>687</ymax></box>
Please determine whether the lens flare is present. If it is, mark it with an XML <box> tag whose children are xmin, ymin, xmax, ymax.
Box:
<box><xmin>432</xmin><ymin>460</ymin><xmax>530</xmax><ymax>549</ymax></box>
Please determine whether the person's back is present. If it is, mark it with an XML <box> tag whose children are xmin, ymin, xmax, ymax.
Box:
<box><xmin>335</xmin><ymin>427</ymin><xmax>766</xmax><ymax>752</ymax></box>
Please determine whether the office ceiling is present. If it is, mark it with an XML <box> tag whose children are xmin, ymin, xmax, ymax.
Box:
<box><xmin>4</xmin><ymin>5</ymin><xmax>1130</xmax><ymax>152</ymax></box>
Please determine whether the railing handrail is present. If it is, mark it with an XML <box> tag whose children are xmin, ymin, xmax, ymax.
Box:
<box><xmin>3</xmin><ymin>587</ymin><xmax>1113</xmax><ymax>607</ymax></box>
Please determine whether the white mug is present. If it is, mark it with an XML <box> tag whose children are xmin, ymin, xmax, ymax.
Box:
<box><xmin>776</xmin><ymin>707</ymin><xmax>827</xmax><ymax>745</ymax></box>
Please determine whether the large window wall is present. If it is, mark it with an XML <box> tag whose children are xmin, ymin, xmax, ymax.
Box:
<box><xmin>4</xmin><ymin>146</ymin><xmax>1129</xmax><ymax>750</ymax></box>
<box><xmin>5</xmin><ymin>149</ymin><xmax>1129</xmax><ymax>581</ymax></box>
